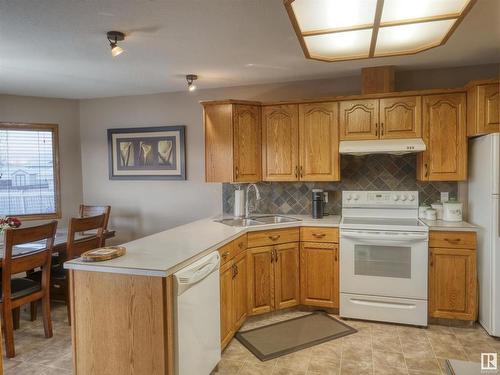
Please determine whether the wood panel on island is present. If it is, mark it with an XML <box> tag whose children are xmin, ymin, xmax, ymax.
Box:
<box><xmin>428</xmin><ymin>231</ymin><xmax>477</xmax><ymax>321</ymax></box>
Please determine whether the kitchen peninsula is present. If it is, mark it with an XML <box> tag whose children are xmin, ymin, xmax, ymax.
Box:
<box><xmin>65</xmin><ymin>214</ymin><xmax>477</xmax><ymax>375</ymax></box>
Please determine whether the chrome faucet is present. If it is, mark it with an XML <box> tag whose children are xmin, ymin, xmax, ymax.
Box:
<box><xmin>245</xmin><ymin>184</ymin><xmax>261</xmax><ymax>219</ymax></box>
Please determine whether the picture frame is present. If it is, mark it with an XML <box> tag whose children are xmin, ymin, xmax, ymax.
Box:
<box><xmin>107</xmin><ymin>126</ymin><xmax>186</xmax><ymax>180</ymax></box>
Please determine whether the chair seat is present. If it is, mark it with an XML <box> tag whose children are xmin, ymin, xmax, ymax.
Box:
<box><xmin>51</xmin><ymin>267</ymin><xmax>66</xmax><ymax>281</ymax></box>
<box><xmin>0</xmin><ymin>278</ymin><xmax>41</xmax><ymax>302</ymax></box>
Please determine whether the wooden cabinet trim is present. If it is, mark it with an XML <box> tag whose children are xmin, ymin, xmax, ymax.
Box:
<box><xmin>339</xmin><ymin>99</ymin><xmax>379</xmax><ymax>141</ymax></box>
<box><xmin>247</xmin><ymin>228</ymin><xmax>300</xmax><ymax>248</ymax></box>
<box><xmin>300</xmin><ymin>227</ymin><xmax>339</xmax><ymax>243</ymax></box>
<box><xmin>429</xmin><ymin>231</ymin><xmax>476</xmax><ymax>249</ymax></box>
<box><xmin>379</xmin><ymin>96</ymin><xmax>422</xmax><ymax>139</ymax></box>
<box><xmin>274</xmin><ymin>242</ymin><xmax>300</xmax><ymax>310</ymax></box>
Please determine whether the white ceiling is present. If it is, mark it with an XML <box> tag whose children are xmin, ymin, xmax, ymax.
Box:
<box><xmin>0</xmin><ymin>0</ymin><xmax>499</xmax><ymax>99</ymax></box>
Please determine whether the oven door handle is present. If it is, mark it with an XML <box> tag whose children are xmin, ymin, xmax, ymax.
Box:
<box><xmin>349</xmin><ymin>298</ymin><xmax>417</xmax><ymax>310</ymax></box>
<box><xmin>341</xmin><ymin>232</ymin><xmax>428</xmax><ymax>242</ymax></box>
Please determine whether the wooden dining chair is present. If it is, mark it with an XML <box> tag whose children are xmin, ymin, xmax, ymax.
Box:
<box><xmin>79</xmin><ymin>204</ymin><xmax>111</xmax><ymax>230</ymax></box>
<box><xmin>53</xmin><ymin>214</ymin><xmax>106</xmax><ymax>324</ymax></box>
<box><xmin>1</xmin><ymin>221</ymin><xmax>58</xmax><ymax>358</ymax></box>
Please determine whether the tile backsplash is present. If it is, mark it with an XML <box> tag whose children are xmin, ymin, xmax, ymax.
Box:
<box><xmin>222</xmin><ymin>154</ymin><xmax>458</xmax><ymax>216</ymax></box>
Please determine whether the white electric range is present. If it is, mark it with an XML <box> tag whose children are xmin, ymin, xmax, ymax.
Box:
<box><xmin>340</xmin><ymin>191</ymin><xmax>429</xmax><ymax>326</ymax></box>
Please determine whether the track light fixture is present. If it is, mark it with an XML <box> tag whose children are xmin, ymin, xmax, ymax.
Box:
<box><xmin>186</xmin><ymin>74</ymin><xmax>198</xmax><ymax>91</ymax></box>
<box><xmin>107</xmin><ymin>31</ymin><xmax>125</xmax><ymax>57</ymax></box>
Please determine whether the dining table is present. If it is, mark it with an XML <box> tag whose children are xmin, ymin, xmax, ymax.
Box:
<box><xmin>0</xmin><ymin>229</ymin><xmax>116</xmax><ymax>265</ymax></box>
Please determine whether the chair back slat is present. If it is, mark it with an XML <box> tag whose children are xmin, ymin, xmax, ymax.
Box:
<box><xmin>66</xmin><ymin>214</ymin><xmax>106</xmax><ymax>261</ymax></box>
<box><xmin>79</xmin><ymin>205</ymin><xmax>111</xmax><ymax>230</ymax></box>
<box><xmin>2</xmin><ymin>221</ymin><xmax>57</xmax><ymax>298</ymax></box>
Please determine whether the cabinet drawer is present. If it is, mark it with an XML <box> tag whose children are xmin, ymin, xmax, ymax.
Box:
<box><xmin>429</xmin><ymin>231</ymin><xmax>476</xmax><ymax>249</ymax></box>
<box><xmin>233</xmin><ymin>234</ymin><xmax>247</xmax><ymax>256</ymax></box>
<box><xmin>218</xmin><ymin>242</ymin><xmax>235</xmax><ymax>265</ymax></box>
<box><xmin>247</xmin><ymin>228</ymin><xmax>299</xmax><ymax>248</ymax></box>
<box><xmin>300</xmin><ymin>227</ymin><xmax>339</xmax><ymax>243</ymax></box>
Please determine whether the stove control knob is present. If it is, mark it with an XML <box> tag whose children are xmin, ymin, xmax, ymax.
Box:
<box><xmin>392</xmin><ymin>194</ymin><xmax>400</xmax><ymax>201</ymax></box>
<box><xmin>408</xmin><ymin>194</ymin><xmax>415</xmax><ymax>201</ymax></box>
<box><xmin>353</xmin><ymin>194</ymin><xmax>360</xmax><ymax>201</ymax></box>
<box><xmin>346</xmin><ymin>194</ymin><xmax>352</xmax><ymax>201</ymax></box>
<box><xmin>401</xmin><ymin>194</ymin><xmax>408</xmax><ymax>201</ymax></box>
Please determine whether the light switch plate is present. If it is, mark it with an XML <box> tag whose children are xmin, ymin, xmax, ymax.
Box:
<box><xmin>323</xmin><ymin>191</ymin><xmax>329</xmax><ymax>203</ymax></box>
<box><xmin>440</xmin><ymin>192</ymin><xmax>449</xmax><ymax>202</ymax></box>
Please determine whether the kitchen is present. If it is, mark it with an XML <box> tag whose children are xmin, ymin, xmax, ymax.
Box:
<box><xmin>0</xmin><ymin>1</ymin><xmax>499</xmax><ymax>375</ymax></box>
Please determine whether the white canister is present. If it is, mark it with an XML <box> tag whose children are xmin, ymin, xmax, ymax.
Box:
<box><xmin>431</xmin><ymin>202</ymin><xmax>444</xmax><ymax>220</ymax></box>
<box><xmin>425</xmin><ymin>208</ymin><xmax>437</xmax><ymax>221</ymax></box>
<box><xmin>443</xmin><ymin>201</ymin><xmax>463</xmax><ymax>222</ymax></box>
<box><xmin>419</xmin><ymin>205</ymin><xmax>431</xmax><ymax>219</ymax></box>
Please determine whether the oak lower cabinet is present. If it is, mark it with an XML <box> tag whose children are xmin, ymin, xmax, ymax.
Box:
<box><xmin>467</xmin><ymin>79</ymin><xmax>499</xmax><ymax>136</ymax></box>
<box><xmin>300</xmin><ymin>242</ymin><xmax>339</xmax><ymax>308</ymax></box>
<box><xmin>219</xmin><ymin>236</ymin><xmax>248</xmax><ymax>350</ymax></box>
<box><xmin>417</xmin><ymin>93</ymin><xmax>467</xmax><ymax>181</ymax></box>
<box><xmin>247</xmin><ymin>242</ymin><xmax>300</xmax><ymax>315</ymax></box>
<box><xmin>203</xmin><ymin>101</ymin><xmax>261</xmax><ymax>183</ymax></box>
<box><xmin>428</xmin><ymin>231</ymin><xmax>477</xmax><ymax>321</ymax></box>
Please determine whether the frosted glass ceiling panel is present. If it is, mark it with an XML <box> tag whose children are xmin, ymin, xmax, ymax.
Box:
<box><xmin>375</xmin><ymin>20</ymin><xmax>455</xmax><ymax>55</ymax></box>
<box><xmin>381</xmin><ymin>0</ymin><xmax>471</xmax><ymax>23</ymax></box>
<box><xmin>292</xmin><ymin>0</ymin><xmax>377</xmax><ymax>32</ymax></box>
<box><xmin>305</xmin><ymin>29</ymin><xmax>372</xmax><ymax>59</ymax></box>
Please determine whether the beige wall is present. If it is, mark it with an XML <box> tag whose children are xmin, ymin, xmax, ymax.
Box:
<box><xmin>0</xmin><ymin>94</ymin><xmax>83</xmax><ymax>225</ymax></box>
<box><xmin>79</xmin><ymin>63</ymin><xmax>499</xmax><ymax>243</ymax></box>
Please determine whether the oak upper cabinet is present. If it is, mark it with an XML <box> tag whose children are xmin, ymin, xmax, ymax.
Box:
<box><xmin>379</xmin><ymin>96</ymin><xmax>422</xmax><ymax>139</ymax></box>
<box><xmin>417</xmin><ymin>93</ymin><xmax>467</xmax><ymax>181</ymax></box>
<box><xmin>467</xmin><ymin>80</ymin><xmax>499</xmax><ymax>136</ymax></box>
<box><xmin>247</xmin><ymin>246</ymin><xmax>275</xmax><ymax>315</ymax></box>
<box><xmin>262</xmin><ymin>105</ymin><xmax>299</xmax><ymax>181</ymax></box>
<box><xmin>274</xmin><ymin>242</ymin><xmax>300</xmax><ymax>310</ymax></box>
<box><xmin>339</xmin><ymin>99</ymin><xmax>379</xmax><ymax>140</ymax></box>
<box><xmin>298</xmin><ymin>102</ymin><xmax>340</xmax><ymax>181</ymax></box>
<box><xmin>219</xmin><ymin>260</ymin><xmax>234</xmax><ymax>349</ymax></box>
<box><xmin>428</xmin><ymin>231</ymin><xmax>477</xmax><ymax>321</ymax></box>
<box><xmin>203</xmin><ymin>101</ymin><xmax>261</xmax><ymax>183</ymax></box>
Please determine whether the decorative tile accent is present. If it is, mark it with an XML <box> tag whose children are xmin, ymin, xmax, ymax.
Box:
<box><xmin>222</xmin><ymin>154</ymin><xmax>458</xmax><ymax>216</ymax></box>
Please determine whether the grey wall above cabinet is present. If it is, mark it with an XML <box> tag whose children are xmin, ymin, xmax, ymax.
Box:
<box><xmin>223</xmin><ymin>154</ymin><xmax>458</xmax><ymax>216</ymax></box>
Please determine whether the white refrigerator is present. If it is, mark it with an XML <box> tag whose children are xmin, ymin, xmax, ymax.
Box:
<box><xmin>468</xmin><ymin>133</ymin><xmax>500</xmax><ymax>337</ymax></box>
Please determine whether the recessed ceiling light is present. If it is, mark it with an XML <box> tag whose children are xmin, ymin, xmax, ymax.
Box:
<box><xmin>284</xmin><ymin>0</ymin><xmax>477</xmax><ymax>62</ymax></box>
<box><xmin>107</xmin><ymin>31</ymin><xmax>125</xmax><ymax>58</ymax></box>
<box><xmin>186</xmin><ymin>74</ymin><xmax>198</xmax><ymax>91</ymax></box>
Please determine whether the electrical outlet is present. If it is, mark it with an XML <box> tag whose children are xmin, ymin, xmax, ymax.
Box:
<box><xmin>440</xmin><ymin>192</ymin><xmax>449</xmax><ymax>202</ymax></box>
<box><xmin>323</xmin><ymin>191</ymin><xmax>329</xmax><ymax>203</ymax></box>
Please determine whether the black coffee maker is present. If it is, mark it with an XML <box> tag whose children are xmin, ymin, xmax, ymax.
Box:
<box><xmin>311</xmin><ymin>189</ymin><xmax>325</xmax><ymax>219</ymax></box>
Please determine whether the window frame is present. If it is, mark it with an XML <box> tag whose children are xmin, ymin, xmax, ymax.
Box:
<box><xmin>0</xmin><ymin>122</ymin><xmax>61</xmax><ymax>220</ymax></box>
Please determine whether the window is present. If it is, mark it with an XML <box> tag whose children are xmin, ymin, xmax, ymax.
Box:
<box><xmin>0</xmin><ymin>123</ymin><xmax>60</xmax><ymax>219</ymax></box>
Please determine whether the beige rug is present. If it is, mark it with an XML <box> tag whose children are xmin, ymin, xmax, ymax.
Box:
<box><xmin>235</xmin><ymin>312</ymin><xmax>356</xmax><ymax>361</ymax></box>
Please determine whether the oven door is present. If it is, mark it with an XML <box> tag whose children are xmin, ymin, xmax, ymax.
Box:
<box><xmin>340</xmin><ymin>229</ymin><xmax>428</xmax><ymax>300</ymax></box>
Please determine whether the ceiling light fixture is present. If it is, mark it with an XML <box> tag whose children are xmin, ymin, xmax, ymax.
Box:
<box><xmin>186</xmin><ymin>74</ymin><xmax>198</xmax><ymax>91</ymax></box>
<box><xmin>284</xmin><ymin>0</ymin><xmax>477</xmax><ymax>62</ymax></box>
<box><xmin>107</xmin><ymin>31</ymin><xmax>125</xmax><ymax>57</ymax></box>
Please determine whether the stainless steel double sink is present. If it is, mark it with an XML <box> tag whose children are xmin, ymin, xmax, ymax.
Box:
<box><xmin>215</xmin><ymin>215</ymin><xmax>301</xmax><ymax>227</ymax></box>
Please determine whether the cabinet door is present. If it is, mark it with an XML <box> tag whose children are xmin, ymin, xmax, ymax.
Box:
<box><xmin>379</xmin><ymin>96</ymin><xmax>422</xmax><ymax>139</ymax></box>
<box><xmin>262</xmin><ymin>105</ymin><xmax>299</xmax><ymax>181</ymax></box>
<box><xmin>339</xmin><ymin>99</ymin><xmax>379</xmax><ymax>140</ymax></box>
<box><xmin>429</xmin><ymin>247</ymin><xmax>476</xmax><ymax>320</ymax></box>
<box><xmin>418</xmin><ymin>93</ymin><xmax>467</xmax><ymax>181</ymax></box>
<box><xmin>477</xmin><ymin>84</ymin><xmax>499</xmax><ymax>134</ymax></box>
<box><xmin>220</xmin><ymin>261</ymin><xmax>234</xmax><ymax>349</ymax></box>
<box><xmin>232</xmin><ymin>251</ymin><xmax>247</xmax><ymax>330</ymax></box>
<box><xmin>300</xmin><ymin>242</ymin><xmax>338</xmax><ymax>308</ymax></box>
<box><xmin>233</xmin><ymin>104</ymin><xmax>261</xmax><ymax>182</ymax></box>
<box><xmin>274</xmin><ymin>242</ymin><xmax>300</xmax><ymax>310</ymax></box>
<box><xmin>298</xmin><ymin>102</ymin><xmax>340</xmax><ymax>181</ymax></box>
<box><xmin>247</xmin><ymin>246</ymin><xmax>274</xmax><ymax>315</ymax></box>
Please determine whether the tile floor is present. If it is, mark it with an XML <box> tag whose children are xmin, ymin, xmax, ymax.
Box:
<box><xmin>2</xmin><ymin>304</ymin><xmax>499</xmax><ymax>375</ymax></box>
<box><xmin>212</xmin><ymin>310</ymin><xmax>500</xmax><ymax>375</ymax></box>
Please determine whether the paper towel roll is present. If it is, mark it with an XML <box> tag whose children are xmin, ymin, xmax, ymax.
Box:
<box><xmin>234</xmin><ymin>190</ymin><xmax>245</xmax><ymax>218</ymax></box>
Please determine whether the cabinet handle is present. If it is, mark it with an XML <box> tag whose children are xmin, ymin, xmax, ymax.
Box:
<box><xmin>335</xmin><ymin>252</ymin><xmax>338</xmax><ymax>262</ymax></box>
<box><xmin>232</xmin><ymin>264</ymin><xmax>237</xmax><ymax>278</ymax></box>
<box><xmin>300</xmin><ymin>166</ymin><xmax>304</xmax><ymax>178</ymax></box>
<box><xmin>270</xmin><ymin>249</ymin><xmax>275</xmax><ymax>263</ymax></box>
<box><xmin>238</xmin><ymin>242</ymin><xmax>245</xmax><ymax>249</ymax></box>
<box><xmin>312</xmin><ymin>233</ymin><xmax>326</xmax><ymax>238</ymax></box>
<box><xmin>235</xmin><ymin>166</ymin><xmax>239</xmax><ymax>179</ymax></box>
<box><xmin>430</xmin><ymin>254</ymin><xmax>433</xmax><ymax>267</ymax></box>
<box><xmin>424</xmin><ymin>163</ymin><xmax>429</xmax><ymax>178</ymax></box>
<box><xmin>294</xmin><ymin>165</ymin><xmax>298</xmax><ymax>179</ymax></box>
<box><xmin>381</xmin><ymin>122</ymin><xmax>384</xmax><ymax>137</ymax></box>
<box><xmin>375</xmin><ymin>123</ymin><xmax>379</xmax><ymax>137</ymax></box>
<box><xmin>273</xmin><ymin>248</ymin><xmax>278</xmax><ymax>263</ymax></box>
<box><xmin>445</xmin><ymin>238</ymin><xmax>461</xmax><ymax>244</ymax></box>
<box><xmin>268</xmin><ymin>235</ymin><xmax>281</xmax><ymax>241</ymax></box>
<box><xmin>234</xmin><ymin>264</ymin><xmax>239</xmax><ymax>276</ymax></box>
<box><xmin>222</xmin><ymin>251</ymin><xmax>230</xmax><ymax>259</ymax></box>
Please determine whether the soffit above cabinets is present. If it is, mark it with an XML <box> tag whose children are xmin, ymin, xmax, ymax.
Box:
<box><xmin>284</xmin><ymin>0</ymin><xmax>477</xmax><ymax>62</ymax></box>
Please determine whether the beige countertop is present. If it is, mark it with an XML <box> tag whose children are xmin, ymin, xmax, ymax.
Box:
<box><xmin>420</xmin><ymin>219</ymin><xmax>478</xmax><ymax>232</ymax></box>
<box><xmin>64</xmin><ymin>215</ymin><xmax>341</xmax><ymax>277</ymax></box>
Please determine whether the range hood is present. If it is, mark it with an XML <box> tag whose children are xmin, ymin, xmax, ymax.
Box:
<box><xmin>339</xmin><ymin>138</ymin><xmax>426</xmax><ymax>156</ymax></box>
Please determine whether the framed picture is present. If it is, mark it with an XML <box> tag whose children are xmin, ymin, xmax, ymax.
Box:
<box><xmin>107</xmin><ymin>126</ymin><xmax>186</xmax><ymax>180</ymax></box>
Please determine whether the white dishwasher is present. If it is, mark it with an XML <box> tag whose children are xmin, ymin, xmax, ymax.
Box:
<box><xmin>174</xmin><ymin>251</ymin><xmax>221</xmax><ymax>375</ymax></box>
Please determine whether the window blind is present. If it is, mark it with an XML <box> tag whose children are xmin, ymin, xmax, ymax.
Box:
<box><xmin>0</xmin><ymin>128</ymin><xmax>56</xmax><ymax>216</ymax></box>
